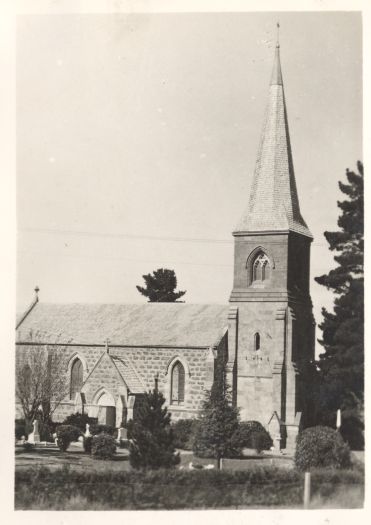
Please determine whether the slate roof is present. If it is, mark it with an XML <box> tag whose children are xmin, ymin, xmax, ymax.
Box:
<box><xmin>236</xmin><ymin>44</ymin><xmax>312</xmax><ymax>238</ymax></box>
<box><xmin>16</xmin><ymin>302</ymin><xmax>229</xmax><ymax>348</ymax></box>
<box><xmin>111</xmin><ymin>356</ymin><xmax>146</xmax><ymax>394</ymax></box>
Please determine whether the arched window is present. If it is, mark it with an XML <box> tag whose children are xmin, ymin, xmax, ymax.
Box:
<box><xmin>254</xmin><ymin>332</ymin><xmax>260</xmax><ymax>351</ymax></box>
<box><xmin>171</xmin><ymin>361</ymin><xmax>185</xmax><ymax>405</ymax></box>
<box><xmin>252</xmin><ymin>253</ymin><xmax>270</xmax><ymax>283</ymax></box>
<box><xmin>70</xmin><ymin>358</ymin><xmax>83</xmax><ymax>400</ymax></box>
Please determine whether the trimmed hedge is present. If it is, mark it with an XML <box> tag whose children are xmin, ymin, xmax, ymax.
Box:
<box><xmin>231</xmin><ymin>421</ymin><xmax>273</xmax><ymax>453</ymax></box>
<box><xmin>15</xmin><ymin>465</ymin><xmax>364</xmax><ymax>510</ymax></box>
<box><xmin>91</xmin><ymin>433</ymin><xmax>116</xmax><ymax>460</ymax></box>
<box><xmin>56</xmin><ymin>425</ymin><xmax>82</xmax><ymax>452</ymax></box>
<box><xmin>295</xmin><ymin>426</ymin><xmax>351</xmax><ymax>471</ymax></box>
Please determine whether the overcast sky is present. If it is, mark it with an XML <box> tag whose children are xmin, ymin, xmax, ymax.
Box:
<box><xmin>16</xmin><ymin>11</ymin><xmax>362</xmax><ymax>351</ymax></box>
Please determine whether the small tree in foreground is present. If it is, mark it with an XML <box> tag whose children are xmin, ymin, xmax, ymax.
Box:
<box><xmin>136</xmin><ymin>268</ymin><xmax>186</xmax><ymax>302</ymax></box>
<box><xmin>16</xmin><ymin>343</ymin><xmax>69</xmax><ymax>435</ymax></box>
<box><xmin>129</xmin><ymin>390</ymin><xmax>180</xmax><ymax>469</ymax></box>
<box><xmin>193</xmin><ymin>361</ymin><xmax>240</xmax><ymax>468</ymax></box>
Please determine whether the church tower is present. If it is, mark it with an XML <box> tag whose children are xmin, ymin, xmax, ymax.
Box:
<box><xmin>227</xmin><ymin>38</ymin><xmax>315</xmax><ymax>449</ymax></box>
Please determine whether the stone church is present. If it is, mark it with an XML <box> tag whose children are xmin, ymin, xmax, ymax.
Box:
<box><xmin>16</xmin><ymin>42</ymin><xmax>315</xmax><ymax>450</ymax></box>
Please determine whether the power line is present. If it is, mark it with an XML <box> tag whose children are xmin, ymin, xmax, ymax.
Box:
<box><xmin>19</xmin><ymin>227</ymin><xmax>328</xmax><ymax>246</ymax></box>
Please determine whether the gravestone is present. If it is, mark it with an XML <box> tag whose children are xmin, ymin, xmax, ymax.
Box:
<box><xmin>28</xmin><ymin>420</ymin><xmax>40</xmax><ymax>444</ymax></box>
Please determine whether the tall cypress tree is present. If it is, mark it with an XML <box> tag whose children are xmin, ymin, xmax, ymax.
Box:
<box><xmin>315</xmin><ymin>161</ymin><xmax>364</xmax><ymax>448</ymax></box>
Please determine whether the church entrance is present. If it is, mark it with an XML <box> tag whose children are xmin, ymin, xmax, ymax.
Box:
<box><xmin>97</xmin><ymin>391</ymin><xmax>116</xmax><ymax>427</ymax></box>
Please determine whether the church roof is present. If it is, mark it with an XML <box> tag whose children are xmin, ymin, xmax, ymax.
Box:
<box><xmin>235</xmin><ymin>44</ymin><xmax>312</xmax><ymax>238</ymax></box>
<box><xmin>111</xmin><ymin>356</ymin><xmax>146</xmax><ymax>394</ymax></box>
<box><xmin>16</xmin><ymin>302</ymin><xmax>229</xmax><ymax>348</ymax></box>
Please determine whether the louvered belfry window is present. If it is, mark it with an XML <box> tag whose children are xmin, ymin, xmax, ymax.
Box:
<box><xmin>252</xmin><ymin>253</ymin><xmax>270</xmax><ymax>282</ymax></box>
<box><xmin>171</xmin><ymin>361</ymin><xmax>185</xmax><ymax>405</ymax></box>
<box><xmin>70</xmin><ymin>359</ymin><xmax>83</xmax><ymax>400</ymax></box>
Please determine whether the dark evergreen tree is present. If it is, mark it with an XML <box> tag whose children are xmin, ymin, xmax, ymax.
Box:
<box><xmin>314</xmin><ymin>161</ymin><xmax>364</xmax><ymax>448</ymax></box>
<box><xmin>129</xmin><ymin>390</ymin><xmax>180</xmax><ymax>469</ymax></box>
<box><xmin>193</xmin><ymin>359</ymin><xmax>240</xmax><ymax>468</ymax></box>
<box><xmin>136</xmin><ymin>268</ymin><xmax>186</xmax><ymax>302</ymax></box>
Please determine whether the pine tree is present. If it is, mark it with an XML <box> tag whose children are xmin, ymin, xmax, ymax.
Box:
<box><xmin>193</xmin><ymin>359</ymin><xmax>240</xmax><ymax>468</ymax></box>
<box><xmin>314</xmin><ymin>161</ymin><xmax>364</xmax><ymax>448</ymax></box>
<box><xmin>129</xmin><ymin>390</ymin><xmax>180</xmax><ymax>469</ymax></box>
<box><xmin>136</xmin><ymin>268</ymin><xmax>186</xmax><ymax>302</ymax></box>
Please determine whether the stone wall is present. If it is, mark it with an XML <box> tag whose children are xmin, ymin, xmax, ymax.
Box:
<box><xmin>15</xmin><ymin>337</ymin><xmax>224</xmax><ymax>424</ymax></box>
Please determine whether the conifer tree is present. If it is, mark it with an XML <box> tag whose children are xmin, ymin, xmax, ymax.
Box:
<box><xmin>136</xmin><ymin>268</ymin><xmax>186</xmax><ymax>302</ymax></box>
<box><xmin>193</xmin><ymin>359</ymin><xmax>240</xmax><ymax>468</ymax></box>
<box><xmin>129</xmin><ymin>390</ymin><xmax>180</xmax><ymax>469</ymax></box>
<box><xmin>314</xmin><ymin>161</ymin><xmax>364</xmax><ymax>448</ymax></box>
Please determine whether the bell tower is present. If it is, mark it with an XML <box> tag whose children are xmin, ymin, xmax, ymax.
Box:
<box><xmin>227</xmin><ymin>36</ymin><xmax>315</xmax><ymax>450</ymax></box>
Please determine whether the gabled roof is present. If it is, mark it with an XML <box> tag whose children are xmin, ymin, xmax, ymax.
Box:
<box><xmin>235</xmin><ymin>44</ymin><xmax>312</xmax><ymax>238</ymax></box>
<box><xmin>111</xmin><ymin>356</ymin><xmax>146</xmax><ymax>394</ymax></box>
<box><xmin>16</xmin><ymin>302</ymin><xmax>229</xmax><ymax>348</ymax></box>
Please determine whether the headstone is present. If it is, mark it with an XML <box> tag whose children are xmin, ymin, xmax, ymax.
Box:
<box><xmin>117</xmin><ymin>427</ymin><xmax>127</xmax><ymax>441</ymax></box>
<box><xmin>28</xmin><ymin>420</ymin><xmax>40</xmax><ymax>444</ymax></box>
<box><xmin>84</xmin><ymin>423</ymin><xmax>92</xmax><ymax>438</ymax></box>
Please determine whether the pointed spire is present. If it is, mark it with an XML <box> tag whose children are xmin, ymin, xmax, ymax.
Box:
<box><xmin>235</xmin><ymin>35</ymin><xmax>312</xmax><ymax>238</ymax></box>
<box><xmin>270</xmin><ymin>26</ymin><xmax>283</xmax><ymax>86</ymax></box>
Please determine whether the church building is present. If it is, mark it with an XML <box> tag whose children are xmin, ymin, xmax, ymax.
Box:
<box><xmin>16</xmin><ymin>41</ymin><xmax>315</xmax><ymax>451</ymax></box>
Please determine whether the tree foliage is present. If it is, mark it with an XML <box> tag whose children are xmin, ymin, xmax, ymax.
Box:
<box><xmin>129</xmin><ymin>390</ymin><xmax>180</xmax><ymax>469</ymax></box>
<box><xmin>314</xmin><ymin>161</ymin><xmax>364</xmax><ymax>448</ymax></box>
<box><xmin>16</xmin><ymin>344</ymin><xmax>69</xmax><ymax>430</ymax></box>
<box><xmin>136</xmin><ymin>268</ymin><xmax>186</xmax><ymax>302</ymax></box>
<box><xmin>193</xmin><ymin>360</ymin><xmax>240</xmax><ymax>467</ymax></box>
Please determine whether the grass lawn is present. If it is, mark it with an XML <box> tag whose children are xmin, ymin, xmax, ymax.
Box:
<box><xmin>14</xmin><ymin>443</ymin><xmax>364</xmax><ymax>510</ymax></box>
<box><xmin>15</xmin><ymin>442</ymin><xmax>294</xmax><ymax>473</ymax></box>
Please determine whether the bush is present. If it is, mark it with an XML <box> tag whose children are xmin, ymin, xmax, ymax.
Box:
<box><xmin>15</xmin><ymin>419</ymin><xmax>33</xmax><ymax>440</ymax></box>
<box><xmin>83</xmin><ymin>436</ymin><xmax>93</xmax><ymax>454</ymax></box>
<box><xmin>56</xmin><ymin>425</ymin><xmax>82</xmax><ymax>452</ymax></box>
<box><xmin>62</xmin><ymin>413</ymin><xmax>97</xmax><ymax>433</ymax></box>
<box><xmin>14</xmin><ymin>464</ymin><xmax>364</xmax><ymax>510</ymax></box>
<box><xmin>129</xmin><ymin>390</ymin><xmax>180</xmax><ymax>469</ymax></box>
<box><xmin>91</xmin><ymin>433</ymin><xmax>116</xmax><ymax>460</ymax></box>
<box><xmin>231</xmin><ymin>421</ymin><xmax>273</xmax><ymax>454</ymax></box>
<box><xmin>90</xmin><ymin>424</ymin><xmax>115</xmax><ymax>436</ymax></box>
<box><xmin>172</xmin><ymin>419</ymin><xmax>199</xmax><ymax>450</ymax></box>
<box><xmin>295</xmin><ymin>426</ymin><xmax>351</xmax><ymax>471</ymax></box>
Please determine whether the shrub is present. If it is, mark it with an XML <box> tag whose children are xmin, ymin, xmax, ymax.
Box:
<box><xmin>83</xmin><ymin>436</ymin><xmax>93</xmax><ymax>454</ymax></box>
<box><xmin>56</xmin><ymin>425</ymin><xmax>81</xmax><ymax>452</ymax></box>
<box><xmin>90</xmin><ymin>424</ymin><xmax>115</xmax><ymax>436</ymax></box>
<box><xmin>231</xmin><ymin>421</ymin><xmax>273</xmax><ymax>454</ymax></box>
<box><xmin>62</xmin><ymin>413</ymin><xmax>97</xmax><ymax>432</ymax></box>
<box><xmin>15</xmin><ymin>419</ymin><xmax>33</xmax><ymax>440</ymax></box>
<box><xmin>91</xmin><ymin>433</ymin><xmax>116</xmax><ymax>460</ymax></box>
<box><xmin>15</xmin><ymin>465</ymin><xmax>364</xmax><ymax>510</ymax></box>
<box><xmin>295</xmin><ymin>426</ymin><xmax>351</xmax><ymax>471</ymax></box>
<box><xmin>172</xmin><ymin>419</ymin><xmax>199</xmax><ymax>450</ymax></box>
<box><xmin>129</xmin><ymin>390</ymin><xmax>180</xmax><ymax>469</ymax></box>
<box><xmin>22</xmin><ymin>442</ymin><xmax>34</xmax><ymax>452</ymax></box>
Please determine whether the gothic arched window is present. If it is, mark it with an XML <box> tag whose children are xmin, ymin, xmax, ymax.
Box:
<box><xmin>70</xmin><ymin>358</ymin><xmax>83</xmax><ymax>400</ymax></box>
<box><xmin>254</xmin><ymin>332</ymin><xmax>260</xmax><ymax>351</ymax></box>
<box><xmin>252</xmin><ymin>253</ymin><xmax>270</xmax><ymax>283</ymax></box>
<box><xmin>171</xmin><ymin>361</ymin><xmax>185</xmax><ymax>405</ymax></box>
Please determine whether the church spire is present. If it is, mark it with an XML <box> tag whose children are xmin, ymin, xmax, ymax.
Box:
<box><xmin>235</xmin><ymin>36</ymin><xmax>312</xmax><ymax>238</ymax></box>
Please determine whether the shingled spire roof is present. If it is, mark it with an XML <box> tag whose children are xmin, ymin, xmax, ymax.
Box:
<box><xmin>235</xmin><ymin>41</ymin><xmax>312</xmax><ymax>238</ymax></box>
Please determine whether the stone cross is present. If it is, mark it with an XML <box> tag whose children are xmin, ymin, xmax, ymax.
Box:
<box><xmin>84</xmin><ymin>423</ymin><xmax>92</xmax><ymax>438</ymax></box>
